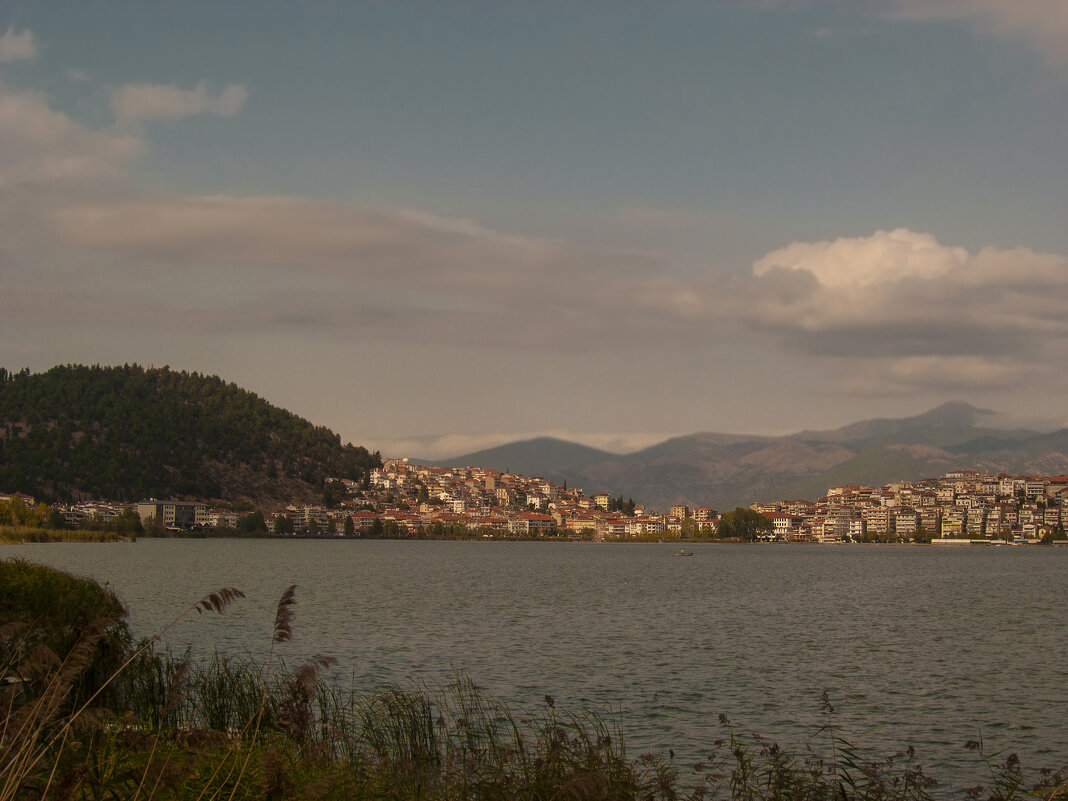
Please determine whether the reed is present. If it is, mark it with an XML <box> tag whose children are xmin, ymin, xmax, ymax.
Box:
<box><xmin>0</xmin><ymin>527</ymin><xmax>122</xmax><ymax>544</ymax></box>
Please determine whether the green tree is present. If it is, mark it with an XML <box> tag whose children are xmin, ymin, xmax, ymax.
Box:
<box><xmin>343</xmin><ymin>515</ymin><xmax>355</xmax><ymax>538</ymax></box>
<box><xmin>236</xmin><ymin>510</ymin><xmax>267</xmax><ymax>535</ymax></box>
<box><xmin>275</xmin><ymin>514</ymin><xmax>295</xmax><ymax>535</ymax></box>
<box><xmin>323</xmin><ymin>480</ymin><xmax>347</xmax><ymax>508</ymax></box>
<box><xmin>109</xmin><ymin>508</ymin><xmax>144</xmax><ymax>535</ymax></box>
<box><xmin>142</xmin><ymin>515</ymin><xmax>166</xmax><ymax>537</ymax></box>
<box><xmin>716</xmin><ymin>507</ymin><xmax>773</xmax><ymax>541</ymax></box>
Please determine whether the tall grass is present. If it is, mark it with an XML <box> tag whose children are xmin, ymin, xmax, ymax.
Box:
<box><xmin>1</xmin><ymin>558</ymin><xmax>1065</xmax><ymax>801</ymax></box>
<box><xmin>0</xmin><ymin>527</ymin><xmax>123</xmax><ymax>544</ymax></box>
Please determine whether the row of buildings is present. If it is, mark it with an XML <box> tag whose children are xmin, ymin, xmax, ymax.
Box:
<box><xmin>749</xmin><ymin>469</ymin><xmax>1068</xmax><ymax>542</ymax></box>
<box><xmin>252</xmin><ymin>462</ymin><xmax>1068</xmax><ymax>542</ymax></box>
<box><xmin>2</xmin><ymin>460</ymin><xmax>700</xmax><ymax>539</ymax></box>
<box><xmin>5</xmin><ymin>465</ymin><xmax>1068</xmax><ymax>543</ymax></box>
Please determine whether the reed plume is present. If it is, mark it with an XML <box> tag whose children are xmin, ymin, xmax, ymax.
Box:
<box><xmin>278</xmin><ymin>655</ymin><xmax>338</xmax><ymax>743</ymax></box>
<box><xmin>272</xmin><ymin>585</ymin><xmax>297</xmax><ymax>643</ymax></box>
<box><xmin>195</xmin><ymin>588</ymin><xmax>246</xmax><ymax>616</ymax></box>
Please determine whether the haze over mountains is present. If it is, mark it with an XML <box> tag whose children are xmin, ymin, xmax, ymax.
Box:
<box><xmin>430</xmin><ymin>403</ymin><xmax>1068</xmax><ymax>510</ymax></box>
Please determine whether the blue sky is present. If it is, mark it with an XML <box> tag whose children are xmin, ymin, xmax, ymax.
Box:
<box><xmin>3</xmin><ymin>1</ymin><xmax>1068</xmax><ymax>458</ymax></box>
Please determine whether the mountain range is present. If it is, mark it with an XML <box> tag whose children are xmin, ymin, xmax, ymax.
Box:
<box><xmin>430</xmin><ymin>402</ymin><xmax>1068</xmax><ymax>510</ymax></box>
<box><xmin>6</xmin><ymin>364</ymin><xmax>1068</xmax><ymax>514</ymax></box>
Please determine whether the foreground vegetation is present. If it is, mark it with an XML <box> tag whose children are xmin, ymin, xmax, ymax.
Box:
<box><xmin>2</xmin><ymin>559</ymin><xmax>1064</xmax><ymax>801</ymax></box>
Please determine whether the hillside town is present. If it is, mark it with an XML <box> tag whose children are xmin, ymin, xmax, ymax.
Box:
<box><xmin>4</xmin><ymin>460</ymin><xmax>1068</xmax><ymax>544</ymax></box>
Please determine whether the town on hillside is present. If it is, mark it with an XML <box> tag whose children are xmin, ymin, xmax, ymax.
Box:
<box><xmin>3</xmin><ymin>461</ymin><xmax>1068</xmax><ymax>544</ymax></box>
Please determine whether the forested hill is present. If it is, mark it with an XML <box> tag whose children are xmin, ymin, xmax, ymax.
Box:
<box><xmin>0</xmin><ymin>365</ymin><xmax>380</xmax><ymax>506</ymax></box>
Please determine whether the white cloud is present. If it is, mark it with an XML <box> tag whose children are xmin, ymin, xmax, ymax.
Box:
<box><xmin>887</xmin><ymin>0</ymin><xmax>1068</xmax><ymax>71</ymax></box>
<box><xmin>0</xmin><ymin>79</ymin><xmax>142</xmax><ymax>189</ymax></box>
<box><xmin>111</xmin><ymin>81</ymin><xmax>247</xmax><ymax>123</ymax></box>
<box><xmin>753</xmin><ymin>228</ymin><xmax>967</xmax><ymax>289</ymax></box>
<box><xmin>746</xmin><ymin>228</ymin><xmax>1068</xmax><ymax>392</ymax></box>
<box><xmin>0</xmin><ymin>27</ymin><xmax>35</xmax><ymax>63</ymax></box>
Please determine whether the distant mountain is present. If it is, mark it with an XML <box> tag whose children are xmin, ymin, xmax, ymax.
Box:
<box><xmin>428</xmin><ymin>436</ymin><xmax>614</xmax><ymax>486</ymax></box>
<box><xmin>433</xmin><ymin>403</ymin><xmax>1068</xmax><ymax>511</ymax></box>
<box><xmin>0</xmin><ymin>365</ymin><xmax>380</xmax><ymax>507</ymax></box>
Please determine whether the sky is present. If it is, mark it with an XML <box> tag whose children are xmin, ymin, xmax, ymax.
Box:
<box><xmin>3</xmin><ymin>1</ymin><xmax>1068</xmax><ymax>459</ymax></box>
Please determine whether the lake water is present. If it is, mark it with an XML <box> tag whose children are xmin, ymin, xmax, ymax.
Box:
<box><xmin>4</xmin><ymin>539</ymin><xmax>1066</xmax><ymax>793</ymax></box>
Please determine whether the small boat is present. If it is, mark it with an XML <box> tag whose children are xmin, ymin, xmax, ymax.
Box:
<box><xmin>674</xmin><ymin>549</ymin><xmax>694</xmax><ymax>557</ymax></box>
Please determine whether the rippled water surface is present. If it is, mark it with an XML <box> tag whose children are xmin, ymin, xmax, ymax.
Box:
<box><xmin>6</xmin><ymin>539</ymin><xmax>1066</xmax><ymax>791</ymax></box>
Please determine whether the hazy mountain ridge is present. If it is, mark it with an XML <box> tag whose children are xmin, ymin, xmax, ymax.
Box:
<box><xmin>434</xmin><ymin>403</ymin><xmax>1068</xmax><ymax>510</ymax></box>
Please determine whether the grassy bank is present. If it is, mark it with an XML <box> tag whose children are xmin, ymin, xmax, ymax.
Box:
<box><xmin>0</xmin><ymin>526</ymin><xmax>125</xmax><ymax>544</ymax></box>
<box><xmin>1</xmin><ymin>559</ymin><xmax>1064</xmax><ymax>801</ymax></box>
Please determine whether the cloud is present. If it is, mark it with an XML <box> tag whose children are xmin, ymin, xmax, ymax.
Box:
<box><xmin>111</xmin><ymin>81</ymin><xmax>247</xmax><ymax>123</ymax></box>
<box><xmin>0</xmin><ymin>72</ymin><xmax>722</xmax><ymax>359</ymax></box>
<box><xmin>745</xmin><ymin>228</ymin><xmax>1068</xmax><ymax>392</ymax></box>
<box><xmin>829</xmin><ymin>356</ymin><xmax>1041</xmax><ymax>396</ymax></box>
<box><xmin>46</xmin><ymin>193</ymin><xmax>729</xmax><ymax>352</ymax></box>
<box><xmin>36</xmin><ymin>201</ymin><xmax>1068</xmax><ymax>400</ymax></box>
<box><xmin>50</xmin><ymin>195</ymin><xmax>545</xmax><ymax>282</ymax></box>
<box><xmin>0</xmin><ymin>79</ymin><xmax>142</xmax><ymax>189</ymax></box>
<box><xmin>887</xmin><ymin>0</ymin><xmax>1068</xmax><ymax>71</ymax></box>
<box><xmin>754</xmin><ymin>228</ymin><xmax>967</xmax><ymax>289</ymax></box>
<box><xmin>0</xmin><ymin>27</ymin><xmax>35</xmax><ymax>63</ymax></box>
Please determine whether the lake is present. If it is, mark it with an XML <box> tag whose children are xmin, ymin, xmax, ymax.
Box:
<box><xmin>4</xmin><ymin>539</ymin><xmax>1066</xmax><ymax>793</ymax></box>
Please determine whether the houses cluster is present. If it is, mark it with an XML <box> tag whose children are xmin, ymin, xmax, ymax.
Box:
<box><xmin>6</xmin><ymin>465</ymin><xmax>1068</xmax><ymax>544</ymax></box>
<box><xmin>264</xmin><ymin>459</ymin><xmax>718</xmax><ymax>539</ymax></box>
<box><xmin>753</xmin><ymin>469</ymin><xmax>1068</xmax><ymax>543</ymax></box>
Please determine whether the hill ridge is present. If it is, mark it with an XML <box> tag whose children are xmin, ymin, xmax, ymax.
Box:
<box><xmin>0</xmin><ymin>364</ymin><xmax>380</xmax><ymax>507</ymax></box>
